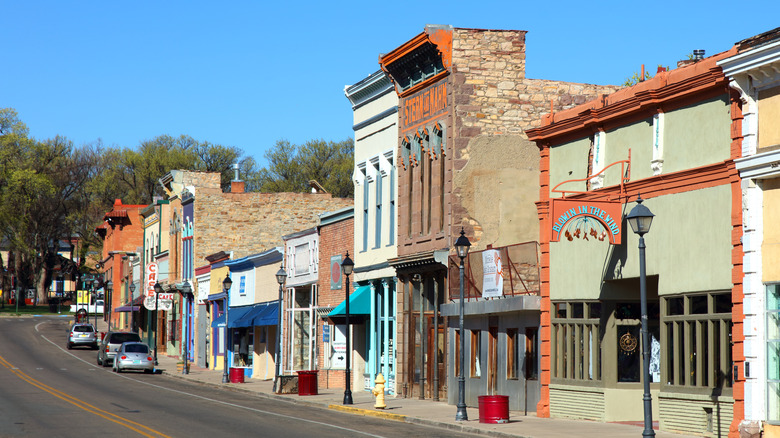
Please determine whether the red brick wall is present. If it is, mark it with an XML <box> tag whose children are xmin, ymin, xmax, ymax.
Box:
<box><xmin>316</xmin><ymin>216</ymin><xmax>354</xmax><ymax>389</ymax></box>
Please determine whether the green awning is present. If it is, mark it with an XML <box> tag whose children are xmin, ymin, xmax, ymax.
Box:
<box><xmin>328</xmin><ymin>285</ymin><xmax>372</xmax><ymax>317</ymax></box>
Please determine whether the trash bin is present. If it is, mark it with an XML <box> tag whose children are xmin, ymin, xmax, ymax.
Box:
<box><xmin>229</xmin><ymin>367</ymin><xmax>245</xmax><ymax>383</ymax></box>
<box><xmin>478</xmin><ymin>395</ymin><xmax>509</xmax><ymax>424</ymax></box>
<box><xmin>296</xmin><ymin>370</ymin><xmax>318</xmax><ymax>395</ymax></box>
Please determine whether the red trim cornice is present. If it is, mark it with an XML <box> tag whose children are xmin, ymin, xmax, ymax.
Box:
<box><xmin>527</xmin><ymin>48</ymin><xmax>738</xmax><ymax>146</ymax></box>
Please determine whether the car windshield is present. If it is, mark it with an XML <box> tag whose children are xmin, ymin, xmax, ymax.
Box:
<box><xmin>73</xmin><ymin>326</ymin><xmax>94</xmax><ymax>333</ymax></box>
<box><xmin>124</xmin><ymin>344</ymin><xmax>148</xmax><ymax>354</ymax></box>
<box><xmin>111</xmin><ymin>333</ymin><xmax>141</xmax><ymax>344</ymax></box>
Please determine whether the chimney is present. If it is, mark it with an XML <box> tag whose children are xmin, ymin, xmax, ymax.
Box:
<box><xmin>230</xmin><ymin>163</ymin><xmax>245</xmax><ymax>193</ymax></box>
<box><xmin>693</xmin><ymin>49</ymin><xmax>705</xmax><ymax>60</ymax></box>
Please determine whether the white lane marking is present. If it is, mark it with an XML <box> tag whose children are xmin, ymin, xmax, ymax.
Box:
<box><xmin>38</xmin><ymin>331</ymin><xmax>384</xmax><ymax>438</ymax></box>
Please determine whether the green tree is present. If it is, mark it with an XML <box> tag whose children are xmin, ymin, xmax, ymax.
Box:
<box><xmin>250</xmin><ymin>138</ymin><xmax>354</xmax><ymax>198</ymax></box>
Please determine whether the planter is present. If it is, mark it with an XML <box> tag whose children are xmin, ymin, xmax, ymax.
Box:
<box><xmin>478</xmin><ymin>395</ymin><xmax>509</xmax><ymax>424</ymax></box>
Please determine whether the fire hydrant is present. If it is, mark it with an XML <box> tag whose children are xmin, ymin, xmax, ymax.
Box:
<box><xmin>372</xmin><ymin>373</ymin><xmax>386</xmax><ymax>409</ymax></box>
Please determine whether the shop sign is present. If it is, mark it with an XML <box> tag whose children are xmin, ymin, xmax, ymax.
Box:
<box><xmin>550</xmin><ymin>198</ymin><xmax>623</xmax><ymax>245</ymax></box>
<box><xmin>401</xmin><ymin>81</ymin><xmax>447</xmax><ymax>131</ymax></box>
<box><xmin>144</xmin><ymin>262</ymin><xmax>158</xmax><ymax>310</ymax></box>
<box><xmin>482</xmin><ymin>249</ymin><xmax>504</xmax><ymax>298</ymax></box>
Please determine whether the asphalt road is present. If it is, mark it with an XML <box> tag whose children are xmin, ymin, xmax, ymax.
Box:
<box><xmin>0</xmin><ymin>316</ymin><xmax>478</xmax><ymax>438</ymax></box>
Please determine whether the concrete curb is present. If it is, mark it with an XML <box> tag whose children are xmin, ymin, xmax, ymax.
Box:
<box><xmin>327</xmin><ymin>404</ymin><xmax>406</xmax><ymax>422</ymax></box>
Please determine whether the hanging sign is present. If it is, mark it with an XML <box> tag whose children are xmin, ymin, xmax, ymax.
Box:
<box><xmin>550</xmin><ymin>199</ymin><xmax>623</xmax><ymax>245</ymax></box>
<box><xmin>144</xmin><ymin>262</ymin><xmax>158</xmax><ymax>310</ymax></box>
<box><xmin>482</xmin><ymin>249</ymin><xmax>504</xmax><ymax>298</ymax></box>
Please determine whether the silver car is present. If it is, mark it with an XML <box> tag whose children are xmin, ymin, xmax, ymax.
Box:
<box><xmin>67</xmin><ymin>323</ymin><xmax>98</xmax><ymax>350</ymax></box>
<box><xmin>112</xmin><ymin>342</ymin><xmax>154</xmax><ymax>373</ymax></box>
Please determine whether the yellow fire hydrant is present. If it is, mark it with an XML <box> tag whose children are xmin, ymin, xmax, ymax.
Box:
<box><xmin>372</xmin><ymin>373</ymin><xmax>387</xmax><ymax>409</ymax></box>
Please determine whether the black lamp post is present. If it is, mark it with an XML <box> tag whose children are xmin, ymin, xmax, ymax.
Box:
<box><xmin>273</xmin><ymin>264</ymin><xmax>287</xmax><ymax>393</ymax></box>
<box><xmin>105</xmin><ymin>280</ymin><xmax>112</xmax><ymax>329</ymax></box>
<box><xmin>626</xmin><ymin>194</ymin><xmax>655</xmax><ymax>438</ymax></box>
<box><xmin>222</xmin><ymin>275</ymin><xmax>233</xmax><ymax>384</ymax></box>
<box><xmin>129</xmin><ymin>282</ymin><xmax>136</xmax><ymax>333</ymax></box>
<box><xmin>341</xmin><ymin>252</ymin><xmax>354</xmax><ymax>405</ymax></box>
<box><xmin>93</xmin><ymin>279</ymin><xmax>100</xmax><ymax>328</ymax></box>
<box><xmin>181</xmin><ymin>280</ymin><xmax>192</xmax><ymax>375</ymax></box>
<box><xmin>153</xmin><ymin>281</ymin><xmax>162</xmax><ymax>366</ymax></box>
<box><xmin>454</xmin><ymin>228</ymin><xmax>471</xmax><ymax>421</ymax></box>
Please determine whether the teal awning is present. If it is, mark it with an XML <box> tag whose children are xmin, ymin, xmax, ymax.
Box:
<box><xmin>328</xmin><ymin>285</ymin><xmax>372</xmax><ymax>317</ymax></box>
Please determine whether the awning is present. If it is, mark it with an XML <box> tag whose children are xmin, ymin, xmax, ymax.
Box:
<box><xmin>115</xmin><ymin>295</ymin><xmax>144</xmax><ymax>312</ymax></box>
<box><xmin>233</xmin><ymin>302</ymin><xmax>280</xmax><ymax>328</ymax></box>
<box><xmin>225</xmin><ymin>306</ymin><xmax>254</xmax><ymax>328</ymax></box>
<box><xmin>328</xmin><ymin>285</ymin><xmax>372</xmax><ymax>317</ymax></box>
<box><xmin>211</xmin><ymin>313</ymin><xmax>225</xmax><ymax>328</ymax></box>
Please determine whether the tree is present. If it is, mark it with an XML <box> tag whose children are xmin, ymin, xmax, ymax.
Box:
<box><xmin>250</xmin><ymin>138</ymin><xmax>354</xmax><ymax>198</ymax></box>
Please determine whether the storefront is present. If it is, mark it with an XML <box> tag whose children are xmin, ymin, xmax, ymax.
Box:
<box><xmin>528</xmin><ymin>49</ymin><xmax>743</xmax><ymax>436</ymax></box>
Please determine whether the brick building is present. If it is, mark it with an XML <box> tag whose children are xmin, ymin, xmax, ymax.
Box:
<box><xmin>96</xmin><ymin>199</ymin><xmax>147</xmax><ymax>331</ymax></box>
<box><xmin>379</xmin><ymin>25</ymin><xmax>620</xmax><ymax>410</ymax></box>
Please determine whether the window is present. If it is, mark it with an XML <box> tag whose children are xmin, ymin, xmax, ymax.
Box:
<box><xmin>470</xmin><ymin>330</ymin><xmax>481</xmax><ymax>378</ymax></box>
<box><xmin>507</xmin><ymin>328</ymin><xmax>518</xmax><ymax>379</ymax></box>
<box><xmin>525</xmin><ymin>327</ymin><xmax>538</xmax><ymax>380</ymax></box>
<box><xmin>294</xmin><ymin>243</ymin><xmax>310</xmax><ymax>275</ymax></box>
<box><xmin>363</xmin><ymin>165</ymin><xmax>370</xmax><ymax>252</ymax></box>
<box><xmin>662</xmin><ymin>292</ymin><xmax>732</xmax><ymax>389</ymax></box>
<box><xmin>589</xmin><ymin>131</ymin><xmax>606</xmax><ymax>189</ymax></box>
<box><xmin>388</xmin><ymin>156</ymin><xmax>395</xmax><ymax>246</ymax></box>
<box><xmin>768</xmin><ymin>285</ymin><xmax>780</xmax><ymax>422</ymax></box>
<box><xmin>433</xmin><ymin>124</ymin><xmax>446</xmax><ymax>232</ymax></box>
<box><xmin>374</xmin><ymin>161</ymin><xmax>382</xmax><ymax>249</ymax></box>
<box><xmin>551</xmin><ymin>301</ymin><xmax>601</xmax><ymax>381</ymax></box>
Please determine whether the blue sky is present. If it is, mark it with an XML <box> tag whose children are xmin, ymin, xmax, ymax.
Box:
<box><xmin>2</xmin><ymin>1</ymin><xmax>778</xmax><ymax>166</ymax></box>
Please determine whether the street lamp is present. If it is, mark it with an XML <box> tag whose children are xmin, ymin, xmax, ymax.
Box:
<box><xmin>181</xmin><ymin>281</ymin><xmax>192</xmax><ymax>375</ymax></box>
<box><xmin>273</xmin><ymin>264</ymin><xmax>287</xmax><ymax>393</ymax></box>
<box><xmin>626</xmin><ymin>194</ymin><xmax>655</xmax><ymax>438</ymax></box>
<box><xmin>105</xmin><ymin>280</ymin><xmax>112</xmax><ymax>329</ymax></box>
<box><xmin>153</xmin><ymin>281</ymin><xmax>163</xmax><ymax>366</ymax></box>
<box><xmin>341</xmin><ymin>252</ymin><xmax>354</xmax><ymax>405</ymax></box>
<box><xmin>93</xmin><ymin>279</ymin><xmax>100</xmax><ymax>328</ymax></box>
<box><xmin>129</xmin><ymin>283</ymin><xmax>136</xmax><ymax>333</ymax></box>
<box><xmin>454</xmin><ymin>228</ymin><xmax>471</xmax><ymax>421</ymax></box>
<box><xmin>222</xmin><ymin>275</ymin><xmax>233</xmax><ymax>384</ymax></box>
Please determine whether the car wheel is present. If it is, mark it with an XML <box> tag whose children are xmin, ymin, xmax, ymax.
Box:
<box><xmin>102</xmin><ymin>358</ymin><xmax>110</xmax><ymax>367</ymax></box>
<box><xmin>97</xmin><ymin>356</ymin><xmax>102</xmax><ymax>366</ymax></box>
<box><xmin>143</xmin><ymin>369</ymin><xmax>152</xmax><ymax>374</ymax></box>
<box><xmin>66</xmin><ymin>343</ymin><xmax>72</xmax><ymax>350</ymax></box>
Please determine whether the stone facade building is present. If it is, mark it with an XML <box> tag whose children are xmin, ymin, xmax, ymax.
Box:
<box><xmin>379</xmin><ymin>25</ymin><xmax>619</xmax><ymax>409</ymax></box>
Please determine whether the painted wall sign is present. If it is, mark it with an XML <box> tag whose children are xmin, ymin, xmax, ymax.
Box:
<box><xmin>550</xmin><ymin>198</ymin><xmax>623</xmax><ymax>244</ymax></box>
<box><xmin>401</xmin><ymin>81</ymin><xmax>447</xmax><ymax>131</ymax></box>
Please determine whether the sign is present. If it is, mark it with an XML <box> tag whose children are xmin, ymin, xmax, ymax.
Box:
<box><xmin>330</xmin><ymin>255</ymin><xmax>342</xmax><ymax>290</ymax></box>
<box><xmin>330</xmin><ymin>324</ymin><xmax>347</xmax><ymax>369</ymax></box>
<box><xmin>402</xmin><ymin>81</ymin><xmax>447</xmax><ymax>130</ymax></box>
<box><xmin>322</xmin><ymin>324</ymin><xmax>330</xmax><ymax>343</ymax></box>
<box><xmin>144</xmin><ymin>262</ymin><xmax>158</xmax><ymax>310</ymax></box>
<box><xmin>77</xmin><ymin>290</ymin><xmax>90</xmax><ymax>305</ymax></box>
<box><xmin>482</xmin><ymin>249</ymin><xmax>504</xmax><ymax>298</ymax></box>
<box><xmin>550</xmin><ymin>198</ymin><xmax>623</xmax><ymax>245</ymax></box>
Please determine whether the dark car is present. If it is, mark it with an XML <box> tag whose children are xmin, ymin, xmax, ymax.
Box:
<box><xmin>97</xmin><ymin>331</ymin><xmax>142</xmax><ymax>366</ymax></box>
<box><xmin>67</xmin><ymin>323</ymin><xmax>98</xmax><ymax>350</ymax></box>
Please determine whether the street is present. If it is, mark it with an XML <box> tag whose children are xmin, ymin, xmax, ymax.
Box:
<box><xmin>0</xmin><ymin>316</ymin><xmax>477</xmax><ymax>438</ymax></box>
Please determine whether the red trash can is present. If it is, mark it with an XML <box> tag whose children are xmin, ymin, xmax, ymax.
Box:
<box><xmin>229</xmin><ymin>367</ymin><xmax>245</xmax><ymax>383</ymax></box>
<box><xmin>478</xmin><ymin>395</ymin><xmax>509</xmax><ymax>423</ymax></box>
<box><xmin>296</xmin><ymin>370</ymin><xmax>318</xmax><ymax>395</ymax></box>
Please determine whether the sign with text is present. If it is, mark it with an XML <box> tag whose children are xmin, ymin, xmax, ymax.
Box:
<box><xmin>144</xmin><ymin>262</ymin><xmax>158</xmax><ymax>310</ymax></box>
<box><xmin>401</xmin><ymin>81</ymin><xmax>447</xmax><ymax>131</ymax></box>
<box><xmin>482</xmin><ymin>249</ymin><xmax>504</xmax><ymax>298</ymax></box>
<box><xmin>550</xmin><ymin>198</ymin><xmax>623</xmax><ymax>245</ymax></box>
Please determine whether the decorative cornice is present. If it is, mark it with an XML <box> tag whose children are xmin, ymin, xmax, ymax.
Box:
<box><xmin>528</xmin><ymin>48</ymin><xmax>738</xmax><ymax>146</ymax></box>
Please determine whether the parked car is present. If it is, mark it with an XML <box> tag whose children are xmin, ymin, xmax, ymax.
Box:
<box><xmin>97</xmin><ymin>331</ymin><xmax>142</xmax><ymax>366</ymax></box>
<box><xmin>67</xmin><ymin>323</ymin><xmax>98</xmax><ymax>350</ymax></box>
<box><xmin>112</xmin><ymin>342</ymin><xmax>154</xmax><ymax>373</ymax></box>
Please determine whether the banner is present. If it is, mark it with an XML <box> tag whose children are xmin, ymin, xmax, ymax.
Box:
<box><xmin>482</xmin><ymin>249</ymin><xmax>504</xmax><ymax>298</ymax></box>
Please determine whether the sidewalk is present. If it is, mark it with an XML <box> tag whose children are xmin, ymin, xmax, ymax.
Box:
<box><xmin>148</xmin><ymin>352</ymin><xmax>700</xmax><ymax>438</ymax></box>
